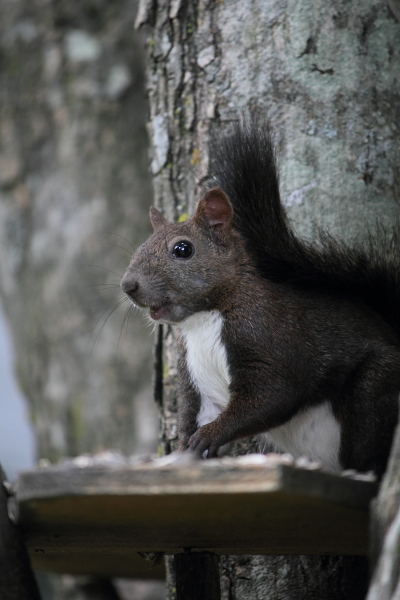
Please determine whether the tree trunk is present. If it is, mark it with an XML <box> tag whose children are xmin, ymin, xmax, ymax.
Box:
<box><xmin>138</xmin><ymin>0</ymin><xmax>400</xmax><ymax>598</ymax></box>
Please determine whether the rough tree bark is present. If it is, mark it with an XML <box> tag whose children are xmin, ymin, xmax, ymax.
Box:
<box><xmin>137</xmin><ymin>0</ymin><xmax>400</xmax><ymax>598</ymax></box>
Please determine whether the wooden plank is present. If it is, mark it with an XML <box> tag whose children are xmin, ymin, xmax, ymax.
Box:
<box><xmin>14</xmin><ymin>454</ymin><xmax>378</xmax><ymax>577</ymax></box>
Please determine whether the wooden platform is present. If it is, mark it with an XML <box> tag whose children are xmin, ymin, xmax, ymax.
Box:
<box><xmin>13</xmin><ymin>454</ymin><xmax>378</xmax><ymax>578</ymax></box>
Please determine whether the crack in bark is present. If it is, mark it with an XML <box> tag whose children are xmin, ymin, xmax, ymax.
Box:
<box><xmin>310</xmin><ymin>63</ymin><xmax>334</xmax><ymax>75</ymax></box>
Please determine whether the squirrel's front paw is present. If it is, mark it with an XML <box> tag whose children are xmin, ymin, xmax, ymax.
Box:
<box><xmin>188</xmin><ymin>424</ymin><xmax>221</xmax><ymax>458</ymax></box>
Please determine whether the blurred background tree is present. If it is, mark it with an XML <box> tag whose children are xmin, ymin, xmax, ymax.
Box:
<box><xmin>0</xmin><ymin>0</ymin><xmax>158</xmax><ymax>469</ymax></box>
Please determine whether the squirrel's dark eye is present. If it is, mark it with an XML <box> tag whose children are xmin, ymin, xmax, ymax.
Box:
<box><xmin>172</xmin><ymin>240</ymin><xmax>194</xmax><ymax>259</ymax></box>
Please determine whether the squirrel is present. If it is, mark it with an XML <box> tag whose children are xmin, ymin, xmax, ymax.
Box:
<box><xmin>121</xmin><ymin>118</ymin><xmax>400</xmax><ymax>477</ymax></box>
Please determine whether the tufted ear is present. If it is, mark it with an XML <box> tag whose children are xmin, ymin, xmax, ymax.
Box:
<box><xmin>149</xmin><ymin>207</ymin><xmax>168</xmax><ymax>231</ymax></box>
<box><xmin>194</xmin><ymin>187</ymin><xmax>233</xmax><ymax>238</ymax></box>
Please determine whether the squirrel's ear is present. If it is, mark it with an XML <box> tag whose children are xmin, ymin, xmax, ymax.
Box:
<box><xmin>149</xmin><ymin>207</ymin><xmax>168</xmax><ymax>231</ymax></box>
<box><xmin>195</xmin><ymin>188</ymin><xmax>233</xmax><ymax>238</ymax></box>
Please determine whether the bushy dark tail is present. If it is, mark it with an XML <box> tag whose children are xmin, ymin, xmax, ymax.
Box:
<box><xmin>207</xmin><ymin>117</ymin><xmax>400</xmax><ymax>338</ymax></box>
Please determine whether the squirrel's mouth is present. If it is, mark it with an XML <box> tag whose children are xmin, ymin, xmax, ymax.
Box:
<box><xmin>149</xmin><ymin>302</ymin><xmax>172</xmax><ymax>321</ymax></box>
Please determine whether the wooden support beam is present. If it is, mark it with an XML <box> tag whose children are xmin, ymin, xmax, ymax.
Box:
<box><xmin>175</xmin><ymin>552</ymin><xmax>221</xmax><ymax>600</ymax></box>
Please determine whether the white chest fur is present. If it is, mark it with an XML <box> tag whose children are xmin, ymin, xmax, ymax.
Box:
<box><xmin>265</xmin><ymin>401</ymin><xmax>342</xmax><ymax>473</ymax></box>
<box><xmin>178</xmin><ymin>310</ymin><xmax>342</xmax><ymax>472</ymax></box>
<box><xmin>178</xmin><ymin>310</ymin><xmax>231</xmax><ymax>427</ymax></box>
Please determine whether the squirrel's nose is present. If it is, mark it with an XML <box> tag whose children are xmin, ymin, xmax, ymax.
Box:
<box><xmin>121</xmin><ymin>277</ymin><xmax>139</xmax><ymax>300</ymax></box>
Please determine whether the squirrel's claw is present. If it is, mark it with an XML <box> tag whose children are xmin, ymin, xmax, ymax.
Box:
<box><xmin>188</xmin><ymin>424</ymin><xmax>221</xmax><ymax>458</ymax></box>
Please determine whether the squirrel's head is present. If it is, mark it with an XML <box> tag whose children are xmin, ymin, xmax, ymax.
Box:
<box><xmin>120</xmin><ymin>187</ymin><xmax>246</xmax><ymax>324</ymax></box>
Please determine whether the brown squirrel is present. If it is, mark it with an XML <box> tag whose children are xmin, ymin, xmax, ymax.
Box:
<box><xmin>121</xmin><ymin>119</ymin><xmax>400</xmax><ymax>476</ymax></box>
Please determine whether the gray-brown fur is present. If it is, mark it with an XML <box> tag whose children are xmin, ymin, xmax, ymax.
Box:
<box><xmin>121</xmin><ymin>121</ymin><xmax>400</xmax><ymax>477</ymax></box>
